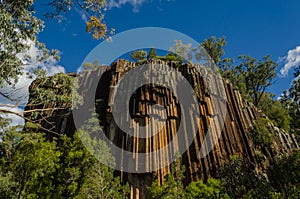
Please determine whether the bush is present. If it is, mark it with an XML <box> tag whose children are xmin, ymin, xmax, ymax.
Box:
<box><xmin>250</xmin><ymin>118</ymin><xmax>274</xmax><ymax>147</ymax></box>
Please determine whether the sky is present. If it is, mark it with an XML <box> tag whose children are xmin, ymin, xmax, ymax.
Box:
<box><xmin>33</xmin><ymin>0</ymin><xmax>300</xmax><ymax>95</ymax></box>
<box><xmin>2</xmin><ymin>0</ymin><xmax>300</xmax><ymax>125</ymax></box>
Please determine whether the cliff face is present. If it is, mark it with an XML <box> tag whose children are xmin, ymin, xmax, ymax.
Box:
<box><xmin>25</xmin><ymin>60</ymin><xmax>298</xmax><ymax>199</ymax></box>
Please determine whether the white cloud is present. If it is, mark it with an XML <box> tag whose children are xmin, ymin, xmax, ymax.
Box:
<box><xmin>279</xmin><ymin>46</ymin><xmax>300</xmax><ymax>77</ymax></box>
<box><xmin>0</xmin><ymin>41</ymin><xmax>65</xmax><ymax>126</ymax></box>
<box><xmin>108</xmin><ymin>0</ymin><xmax>147</xmax><ymax>12</ymax></box>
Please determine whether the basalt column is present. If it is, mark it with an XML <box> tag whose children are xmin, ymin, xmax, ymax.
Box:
<box><xmin>25</xmin><ymin>59</ymin><xmax>299</xmax><ymax>199</ymax></box>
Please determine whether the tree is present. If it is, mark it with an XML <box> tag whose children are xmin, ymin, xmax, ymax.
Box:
<box><xmin>250</xmin><ymin>118</ymin><xmax>274</xmax><ymax>148</ymax></box>
<box><xmin>0</xmin><ymin>0</ymin><xmax>58</xmax><ymax>89</ymax></box>
<box><xmin>149</xmin><ymin>157</ymin><xmax>186</xmax><ymax>198</ymax></box>
<box><xmin>280</xmin><ymin>65</ymin><xmax>300</xmax><ymax>138</ymax></box>
<box><xmin>82</xmin><ymin>60</ymin><xmax>100</xmax><ymax>71</ymax></box>
<box><xmin>283</xmin><ymin>65</ymin><xmax>300</xmax><ymax>137</ymax></box>
<box><xmin>185</xmin><ymin>178</ymin><xmax>230</xmax><ymax>199</ymax></box>
<box><xmin>45</xmin><ymin>0</ymin><xmax>111</xmax><ymax>39</ymax></box>
<box><xmin>0</xmin><ymin>128</ymin><xmax>129</xmax><ymax>198</ymax></box>
<box><xmin>74</xmin><ymin>114</ymin><xmax>130</xmax><ymax>198</ymax></box>
<box><xmin>0</xmin><ymin>0</ymin><xmax>111</xmax><ymax>123</ymax></box>
<box><xmin>200</xmin><ymin>37</ymin><xmax>277</xmax><ymax>107</ymax></box>
<box><xmin>235</xmin><ymin>55</ymin><xmax>277</xmax><ymax>106</ymax></box>
<box><xmin>199</xmin><ymin>36</ymin><xmax>236</xmax><ymax>83</ymax></box>
<box><xmin>77</xmin><ymin>159</ymin><xmax>129</xmax><ymax>199</ymax></box>
<box><xmin>164</xmin><ymin>53</ymin><xmax>179</xmax><ymax>62</ymax></box>
<box><xmin>270</xmin><ymin>151</ymin><xmax>300</xmax><ymax>198</ymax></box>
<box><xmin>169</xmin><ymin>40</ymin><xmax>192</xmax><ymax>63</ymax></box>
<box><xmin>0</xmin><ymin>0</ymin><xmax>110</xmax><ymax>89</ymax></box>
<box><xmin>200</xmin><ymin>36</ymin><xmax>227</xmax><ymax>65</ymax></box>
<box><xmin>0</xmin><ymin>132</ymin><xmax>60</xmax><ymax>198</ymax></box>
<box><xmin>147</xmin><ymin>48</ymin><xmax>157</xmax><ymax>60</ymax></box>
<box><xmin>130</xmin><ymin>50</ymin><xmax>147</xmax><ymax>62</ymax></box>
<box><xmin>219</xmin><ymin>156</ymin><xmax>273</xmax><ymax>198</ymax></box>
<box><xmin>258</xmin><ymin>93</ymin><xmax>291</xmax><ymax>131</ymax></box>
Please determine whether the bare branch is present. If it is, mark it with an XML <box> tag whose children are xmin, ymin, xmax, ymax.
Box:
<box><xmin>0</xmin><ymin>108</ymin><xmax>62</xmax><ymax>136</ymax></box>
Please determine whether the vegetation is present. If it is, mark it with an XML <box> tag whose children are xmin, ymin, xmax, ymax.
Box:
<box><xmin>281</xmin><ymin>65</ymin><xmax>300</xmax><ymax>139</ymax></box>
<box><xmin>200</xmin><ymin>36</ymin><xmax>227</xmax><ymax>65</ymax></box>
<box><xmin>250</xmin><ymin>118</ymin><xmax>274</xmax><ymax>148</ymax></box>
<box><xmin>200</xmin><ymin>36</ymin><xmax>298</xmax><ymax>136</ymax></box>
<box><xmin>235</xmin><ymin>55</ymin><xmax>277</xmax><ymax>106</ymax></box>
<box><xmin>258</xmin><ymin>93</ymin><xmax>291</xmax><ymax>131</ymax></box>
<box><xmin>149</xmin><ymin>158</ymin><xmax>186</xmax><ymax>198</ymax></box>
<box><xmin>0</xmin><ymin>0</ymin><xmax>111</xmax><ymax>118</ymax></box>
<box><xmin>270</xmin><ymin>151</ymin><xmax>300</xmax><ymax>198</ymax></box>
<box><xmin>147</xmin><ymin>48</ymin><xmax>158</xmax><ymax>60</ymax></box>
<box><xmin>0</xmin><ymin>0</ymin><xmax>59</xmax><ymax>89</ymax></box>
<box><xmin>130</xmin><ymin>50</ymin><xmax>147</xmax><ymax>62</ymax></box>
<box><xmin>1</xmin><ymin>0</ymin><xmax>300</xmax><ymax>197</ymax></box>
<box><xmin>149</xmin><ymin>154</ymin><xmax>300</xmax><ymax>198</ymax></box>
<box><xmin>0</xmin><ymin>120</ymin><xmax>129</xmax><ymax>198</ymax></box>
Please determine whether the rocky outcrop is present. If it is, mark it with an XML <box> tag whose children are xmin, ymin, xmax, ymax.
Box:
<box><xmin>25</xmin><ymin>60</ymin><xmax>298</xmax><ymax>199</ymax></box>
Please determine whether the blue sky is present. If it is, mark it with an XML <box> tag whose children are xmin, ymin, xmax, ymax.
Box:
<box><xmin>34</xmin><ymin>0</ymin><xmax>300</xmax><ymax>96</ymax></box>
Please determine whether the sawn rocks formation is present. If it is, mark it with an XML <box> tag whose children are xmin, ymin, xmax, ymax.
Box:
<box><xmin>25</xmin><ymin>60</ymin><xmax>298</xmax><ymax>199</ymax></box>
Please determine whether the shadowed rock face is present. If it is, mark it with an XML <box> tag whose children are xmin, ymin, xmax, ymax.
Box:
<box><xmin>25</xmin><ymin>60</ymin><xmax>298</xmax><ymax>199</ymax></box>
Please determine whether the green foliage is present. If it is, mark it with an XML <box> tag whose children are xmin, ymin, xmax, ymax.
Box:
<box><xmin>0</xmin><ymin>0</ymin><xmax>110</xmax><ymax>104</ymax></box>
<box><xmin>0</xmin><ymin>133</ymin><xmax>60</xmax><ymax>198</ymax></box>
<box><xmin>219</xmin><ymin>156</ymin><xmax>273</xmax><ymax>199</ymax></box>
<box><xmin>0</xmin><ymin>0</ymin><xmax>59</xmax><ymax>89</ymax></box>
<box><xmin>169</xmin><ymin>40</ymin><xmax>192</xmax><ymax>62</ymax></box>
<box><xmin>185</xmin><ymin>178</ymin><xmax>230</xmax><ymax>199</ymax></box>
<box><xmin>270</xmin><ymin>151</ymin><xmax>300</xmax><ymax>197</ymax></box>
<box><xmin>147</xmin><ymin>152</ymin><xmax>300</xmax><ymax>199</ymax></box>
<box><xmin>149</xmin><ymin>156</ymin><xmax>231</xmax><ymax>199</ymax></box>
<box><xmin>218</xmin><ymin>58</ymin><xmax>236</xmax><ymax>80</ymax></box>
<box><xmin>149</xmin><ymin>157</ymin><xmax>186</xmax><ymax>198</ymax></box>
<box><xmin>200</xmin><ymin>37</ymin><xmax>277</xmax><ymax>108</ymax></box>
<box><xmin>26</xmin><ymin>73</ymin><xmax>75</xmax><ymax>121</ymax></box>
<box><xmin>156</xmin><ymin>53</ymin><xmax>188</xmax><ymax>65</ymax></box>
<box><xmin>45</xmin><ymin>0</ymin><xmax>111</xmax><ymax>39</ymax></box>
<box><xmin>258</xmin><ymin>93</ymin><xmax>291</xmax><ymax>131</ymax></box>
<box><xmin>51</xmin><ymin>133</ymin><xmax>93</xmax><ymax>198</ymax></box>
<box><xmin>164</xmin><ymin>53</ymin><xmax>179</xmax><ymax>62</ymax></box>
<box><xmin>250</xmin><ymin>118</ymin><xmax>274</xmax><ymax>147</ymax></box>
<box><xmin>86</xmin><ymin>15</ymin><xmax>107</xmax><ymax>39</ymax></box>
<box><xmin>76</xmin><ymin>160</ymin><xmax>129</xmax><ymax>199</ymax></box>
<box><xmin>147</xmin><ymin>48</ymin><xmax>158</xmax><ymax>60</ymax></box>
<box><xmin>82</xmin><ymin>60</ymin><xmax>100</xmax><ymax>71</ymax></box>
<box><xmin>130</xmin><ymin>50</ymin><xmax>147</xmax><ymax>62</ymax></box>
<box><xmin>283</xmin><ymin>65</ymin><xmax>300</xmax><ymax>137</ymax></box>
<box><xmin>235</xmin><ymin>55</ymin><xmax>277</xmax><ymax>106</ymax></box>
<box><xmin>0</xmin><ymin>121</ymin><xmax>129</xmax><ymax>198</ymax></box>
<box><xmin>201</xmin><ymin>36</ymin><xmax>227</xmax><ymax>65</ymax></box>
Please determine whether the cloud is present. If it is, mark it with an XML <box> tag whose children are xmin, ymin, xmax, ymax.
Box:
<box><xmin>75</xmin><ymin>8</ymin><xmax>88</xmax><ymax>22</ymax></box>
<box><xmin>0</xmin><ymin>41</ymin><xmax>65</xmax><ymax>126</ymax></box>
<box><xmin>279</xmin><ymin>46</ymin><xmax>300</xmax><ymax>77</ymax></box>
<box><xmin>108</xmin><ymin>0</ymin><xmax>148</xmax><ymax>12</ymax></box>
<box><xmin>0</xmin><ymin>106</ymin><xmax>24</xmax><ymax>126</ymax></box>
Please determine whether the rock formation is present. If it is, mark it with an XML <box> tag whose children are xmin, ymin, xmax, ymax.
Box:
<box><xmin>25</xmin><ymin>60</ymin><xmax>298</xmax><ymax>199</ymax></box>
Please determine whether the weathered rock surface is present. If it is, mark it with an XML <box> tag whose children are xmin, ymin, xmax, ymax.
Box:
<box><xmin>25</xmin><ymin>60</ymin><xmax>298</xmax><ymax>199</ymax></box>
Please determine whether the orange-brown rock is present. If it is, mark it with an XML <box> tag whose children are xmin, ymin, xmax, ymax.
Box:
<box><xmin>25</xmin><ymin>60</ymin><xmax>298</xmax><ymax>199</ymax></box>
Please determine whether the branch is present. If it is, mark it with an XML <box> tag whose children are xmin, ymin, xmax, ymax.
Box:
<box><xmin>0</xmin><ymin>91</ymin><xmax>14</xmax><ymax>102</ymax></box>
<box><xmin>23</xmin><ymin>107</ymin><xmax>67</xmax><ymax>113</ymax></box>
<box><xmin>0</xmin><ymin>109</ymin><xmax>62</xmax><ymax>136</ymax></box>
<box><xmin>0</xmin><ymin>104</ymin><xmax>19</xmax><ymax>108</ymax></box>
